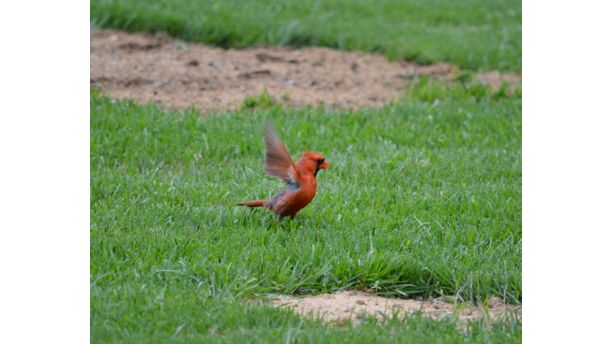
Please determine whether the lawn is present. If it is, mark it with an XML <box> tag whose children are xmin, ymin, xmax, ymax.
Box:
<box><xmin>91</xmin><ymin>0</ymin><xmax>521</xmax><ymax>72</ymax></box>
<box><xmin>90</xmin><ymin>81</ymin><xmax>522</xmax><ymax>342</ymax></box>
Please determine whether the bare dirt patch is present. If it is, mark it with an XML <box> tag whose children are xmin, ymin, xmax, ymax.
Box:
<box><xmin>269</xmin><ymin>291</ymin><xmax>521</xmax><ymax>325</ymax></box>
<box><xmin>91</xmin><ymin>30</ymin><xmax>520</xmax><ymax>113</ymax></box>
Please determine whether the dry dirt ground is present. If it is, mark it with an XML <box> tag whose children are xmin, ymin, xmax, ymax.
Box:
<box><xmin>91</xmin><ymin>30</ymin><xmax>520</xmax><ymax>113</ymax></box>
<box><xmin>269</xmin><ymin>290</ymin><xmax>521</xmax><ymax>325</ymax></box>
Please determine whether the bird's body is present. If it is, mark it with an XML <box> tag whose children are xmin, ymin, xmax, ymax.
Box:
<box><xmin>237</xmin><ymin>125</ymin><xmax>329</xmax><ymax>219</ymax></box>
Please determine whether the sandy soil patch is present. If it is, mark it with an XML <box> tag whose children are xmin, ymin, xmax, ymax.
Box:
<box><xmin>269</xmin><ymin>290</ymin><xmax>520</xmax><ymax>325</ymax></box>
<box><xmin>91</xmin><ymin>30</ymin><xmax>520</xmax><ymax>113</ymax></box>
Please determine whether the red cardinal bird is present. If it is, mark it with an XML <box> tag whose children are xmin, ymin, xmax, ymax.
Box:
<box><xmin>237</xmin><ymin>124</ymin><xmax>330</xmax><ymax>220</ymax></box>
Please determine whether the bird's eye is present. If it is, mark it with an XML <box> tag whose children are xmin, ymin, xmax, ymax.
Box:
<box><xmin>318</xmin><ymin>158</ymin><xmax>325</xmax><ymax>164</ymax></box>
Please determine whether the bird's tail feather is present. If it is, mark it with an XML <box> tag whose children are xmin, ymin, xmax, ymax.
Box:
<box><xmin>237</xmin><ymin>199</ymin><xmax>266</xmax><ymax>207</ymax></box>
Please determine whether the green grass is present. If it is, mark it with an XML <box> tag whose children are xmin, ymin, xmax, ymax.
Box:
<box><xmin>91</xmin><ymin>81</ymin><xmax>521</xmax><ymax>342</ymax></box>
<box><xmin>91</xmin><ymin>0</ymin><xmax>521</xmax><ymax>72</ymax></box>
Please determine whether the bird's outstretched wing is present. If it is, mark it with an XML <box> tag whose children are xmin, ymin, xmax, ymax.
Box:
<box><xmin>264</xmin><ymin>124</ymin><xmax>300</xmax><ymax>184</ymax></box>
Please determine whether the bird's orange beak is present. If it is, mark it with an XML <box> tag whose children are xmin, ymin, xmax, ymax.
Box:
<box><xmin>320</xmin><ymin>161</ymin><xmax>330</xmax><ymax>169</ymax></box>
